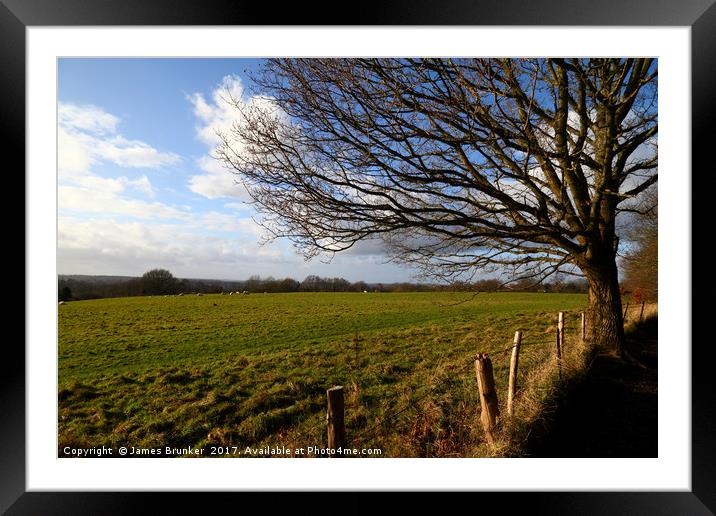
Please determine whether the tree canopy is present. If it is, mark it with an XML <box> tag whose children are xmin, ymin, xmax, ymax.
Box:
<box><xmin>141</xmin><ymin>268</ymin><xmax>179</xmax><ymax>295</ymax></box>
<box><xmin>216</xmin><ymin>58</ymin><xmax>658</xmax><ymax>352</ymax></box>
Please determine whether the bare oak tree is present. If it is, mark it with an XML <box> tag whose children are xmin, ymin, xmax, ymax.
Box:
<box><xmin>216</xmin><ymin>58</ymin><xmax>657</xmax><ymax>354</ymax></box>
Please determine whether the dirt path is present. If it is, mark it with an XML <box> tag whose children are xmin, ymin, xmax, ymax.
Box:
<box><xmin>527</xmin><ymin>318</ymin><xmax>658</xmax><ymax>457</ymax></box>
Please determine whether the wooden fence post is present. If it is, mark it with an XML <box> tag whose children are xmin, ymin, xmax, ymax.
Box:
<box><xmin>475</xmin><ymin>353</ymin><xmax>500</xmax><ymax>446</ymax></box>
<box><xmin>507</xmin><ymin>331</ymin><xmax>522</xmax><ymax>416</ymax></box>
<box><xmin>639</xmin><ymin>301</ymin><xmax>645</xmax><ymax>323</ymax></box>
<box><xmin>580</xmin><ymin>311</ymin><xmax>586</xmax><ymax>343</ymax></box>
<box><xmin>556</xmin><ymin>312</ymin><xmax>564</xmax><ymax>379</ymax></box>
<box><xmin>326</xmin><ymin>386</ymin><xmax>346</xmax><ymax>456</ymax></box>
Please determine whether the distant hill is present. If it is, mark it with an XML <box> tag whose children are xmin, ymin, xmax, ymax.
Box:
<box><xmin>59</xmin><ymin>274</ymin><xmax>243</xmax><ymax>284</ymax></box>
<box><xmin>59</xmin><ymin>274</ymin><xmax>137</xmax><ymax>284</ymax></box>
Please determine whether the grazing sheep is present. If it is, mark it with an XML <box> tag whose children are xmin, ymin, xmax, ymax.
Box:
<box><xmin>58</xmin><ymin>301</ymin><xmax>65</xmax><ymax>305</ymax></box>
<box><xmin>196</xmin><ymin>293</ymin><xmax>203</xmax><ymax>296</ymax></box>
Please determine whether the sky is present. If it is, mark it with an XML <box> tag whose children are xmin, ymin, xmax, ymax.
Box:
<box><xmin>57</xmin><ymin>58</ymin><xmax>415</xmax><ymax>283</ymax></box>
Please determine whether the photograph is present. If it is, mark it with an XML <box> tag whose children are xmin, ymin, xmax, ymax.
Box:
<box><xmin>56</xmin><ymin>57</ymin><xmax>659</xmax><ymax>460</ymax></box>
<box><xmin>9</xmin><ymin>5</ymin><xmax>710</xmax><ymax>509</ymax></box>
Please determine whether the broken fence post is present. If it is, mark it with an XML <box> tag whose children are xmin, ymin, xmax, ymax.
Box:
<box><xmin>326</xmin><ymin>386</ymin><xmax>346</xmax><ymax>457</ymax></box>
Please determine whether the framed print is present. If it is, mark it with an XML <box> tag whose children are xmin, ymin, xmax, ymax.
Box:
<box><xmin>6</xmin><ymin>0</ymin><xmax>713</xmax><ymax>513</ymax></box>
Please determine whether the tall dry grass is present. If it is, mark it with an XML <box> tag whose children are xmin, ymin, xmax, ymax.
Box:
<box><xmin>624</xmin><ymin>302</ymin><xmax>658</xmax><ymax>329</ymax></box>
<box><xmin>480</xmin><ymin>331</ymin><xmax>594</xmax><ymax>457</ymax></box>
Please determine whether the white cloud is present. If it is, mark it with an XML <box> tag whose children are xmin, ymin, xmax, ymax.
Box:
<box><xmin>224</xmin><ymin>201</ymin><xmax>249</xmax><ymax>211</ymax></box>
<box><xmin>58</xmin><ymin>102</ymin><xmax>184</xmax><ymax>222</ymax></box>
<box><xmin>64</xmin><ymin>174</ymin><xmax>155</xmax><ymax>197</ymax></box>
<box><xmin>59</xmin><ymin>185</ymin><xmax>185</xmax><ymax>220</ymax></box>
<box><xmin>56</xmin><ymin>99</ymin><xmax>280</xmax><ymax>275</ymax></box>
<box><xmin>187</xmin><ymin>75</ymin><xmax>281</xmax><ymax>200</ymax></box>
<box><xmin>124</xmin><ymin>175</ymin><xmax>155</xmax><ymax>197</ymax></box>
<box><xmin>58</xmin><ymin>126</ymin><xmax>95</xmax><ymax>176</ymax></box>
<box><xmin>187</xmin><ymin>211</ymin><xmax>262</xmax><ymax>235</ymax></box>
<box><xmin>188</xmin><ymin>155</ymin><xmax>247</xmax><ymax>200</ymax></box>
<box><xmin>58</xmin><ymin>216</ymin><xmax>287</xmax><ymax>279</ymax></box>
<box><xmin>93</xmin><ymin>135</ymin><xmax>180</xmax><ymax>169</ymax></box>
<box><xmin>59</xmin><ymin>102</ymin><xmax>119</xmax><ymax>134</ymax></box>
<box><xmin>58</xmin><ymin>102</ymin><xmax>180</xmax><ymax>177</ymax></box>
<box><xmin>188</xmin><ymin>74</ymin><xmax>246</xmax><ymax>147</ymax></box>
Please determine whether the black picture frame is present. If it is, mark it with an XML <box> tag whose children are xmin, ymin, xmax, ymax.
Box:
<box><xmin>6</xmin><ymin>0</ymin><xmax>712</xmax><ymax>513</ymax></box>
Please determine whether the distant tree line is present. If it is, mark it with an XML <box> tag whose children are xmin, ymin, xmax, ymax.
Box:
<box><xmin>58</xmin><ymin>269</ymin><xmax>589</xmax><ymax>301</ymax></box>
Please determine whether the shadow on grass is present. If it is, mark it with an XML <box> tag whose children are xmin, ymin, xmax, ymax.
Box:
<box><xmin>526</xmin><ymin>317</ymin><xmax>657</xmax><ymax>458</ymax></box>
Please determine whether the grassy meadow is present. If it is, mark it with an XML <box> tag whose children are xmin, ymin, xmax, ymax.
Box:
<box><xmin>58</xmin><ymin>291</ymin><xmax>587</xmax><ymax>457</ymax></box>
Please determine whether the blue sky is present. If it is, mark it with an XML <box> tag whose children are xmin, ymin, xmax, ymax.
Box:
<box><xmin>57</xmin><ymin>58</ymin><xmax>413</xmax><ymax>282</ymax></box>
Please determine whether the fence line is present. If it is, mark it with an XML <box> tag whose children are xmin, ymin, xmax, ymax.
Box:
<box><xmin>285</xmin><ymin>309</ymin><xmax>596</xmax><ymax>455</ymax></box>
<box><xmin>345</xmin><ymin>333</ymin><xmax>562</xmax><ymax>446</ymax></box>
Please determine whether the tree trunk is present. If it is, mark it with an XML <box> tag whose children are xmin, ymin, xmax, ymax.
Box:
<box><xmin>584</xmin><ymin>258</ymin><xmax>625</xmax><ymax>355</ymax></box>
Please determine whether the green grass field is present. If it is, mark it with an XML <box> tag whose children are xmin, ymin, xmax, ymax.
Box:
<box><xmin>58</xmin><ymin>291</ymin><xmax>586</xmax><ymax>457</ymax></box>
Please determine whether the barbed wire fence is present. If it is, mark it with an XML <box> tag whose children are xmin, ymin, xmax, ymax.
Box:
<box><xmin>280</xmin><ymin>309</ymin><xmax>589</xmax><ymax>457</ymax></box>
